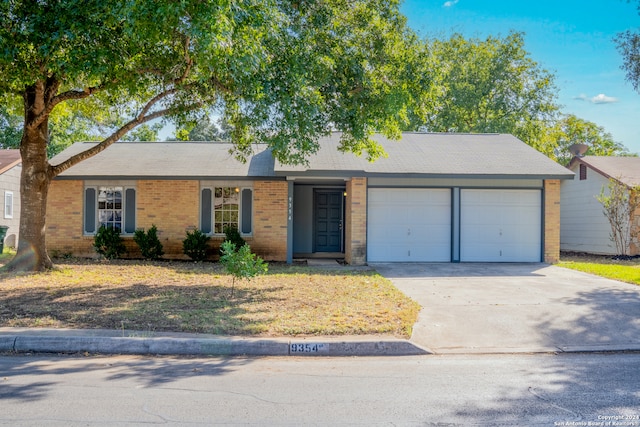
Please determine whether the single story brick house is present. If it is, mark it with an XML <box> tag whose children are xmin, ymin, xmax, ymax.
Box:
<box><xmin>47</xmin><ymin>133</ymin><xmax>573</xmax><ymax>264</ymax></box>
<box><xmin>0</xmin><ymin>149</ymin><xmax>22</xmax><ymax>249</ymax></box>
<box><xmin>561</xmin><ymin>156</ymin><xmax>640</xmax><ymax>255</ymax></box>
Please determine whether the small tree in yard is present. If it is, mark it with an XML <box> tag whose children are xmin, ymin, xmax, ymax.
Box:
<box><xmin>219</xmin><ymin>241</ymin><xmax>268</xmax><ymax>299</ymax></box>
<box><xmin>597</xmin><ymin>178</ymin><xmax>640</xmax><ymax>256</ymax></box>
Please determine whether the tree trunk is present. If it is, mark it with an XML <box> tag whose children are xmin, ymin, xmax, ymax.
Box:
<box><xmin>4</xmin><ymin>80</ymin><xmax>55</xmax><ymax>272</ymax></box>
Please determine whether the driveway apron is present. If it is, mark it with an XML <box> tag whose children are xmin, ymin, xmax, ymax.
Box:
<box><xmin>372</xmin><ymin>263</ymin><xmax>640</xmax><ymax>354</ymax></box>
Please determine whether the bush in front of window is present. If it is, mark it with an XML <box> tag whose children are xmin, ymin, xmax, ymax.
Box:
<box><xmin>133</xmin><ymin>224</ymin><xmax>164</xmax><ymax>260</ymax></box>
<box><xmin>93</xmin><ymin>225</ymin><xmax>126</xmax><ymax>259</ymax></box>
<box><xmin>183</xmin><ymin>228</ymin><xmax>211</xmax><ymax>262</ymax></box>
<box><xmin>222</xmin><ymin>225</ymin><xmax>245</xmax><ymax>250</ymax></box>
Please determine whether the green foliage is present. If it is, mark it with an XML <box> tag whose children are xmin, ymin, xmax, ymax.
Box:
<box><xmin>182</xmin><ymin>229</ymin><xmax>211</xmax><ymax>261</ymax></box>
<box><xmin>597</xmin><ymin>179</ymin><xmax>640</xmax><ymax>256</ymax></box>
<box><xmin>550</xmin><ymin>115</ymin><xmax>631</xmax><ymax>165</ymax></box>
<box><xmin>0</xmin><ymin>0</ymin><xmax>417</xmax><ymax>271</ymax></box>
<box><xmin>133</xmin><ymin>224</ymin><xmax>164</xmax><ymax>260</ymax></box>
<box><xmin>223</xmin><ymin>225</ymin><xmax>245</xmax><ymax>250</ymax></box>
<box><xmin>408</xmin><ymin>31</ymin><xmax>559</xmax><ymax>154</ymax></box>
<box><xmin>219</xmin><ymin>240</ymin><xmax>268</xmax><ymax>297</ymax></box>
<box><xmin>93</xmin><ymin>226</ymin><xmax>126</xmax><ymax>259</ymax></box>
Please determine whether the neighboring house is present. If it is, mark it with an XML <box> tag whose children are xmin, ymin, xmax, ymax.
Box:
<box><xmin>561</xmin><ymin>156</ymin><xmax>640</xmax><ymax>255</ymax></box>
<box><xmin>47</xmin><ymin>133</ymin><xmax>573</xmax><ymax>264</ymax></box>
<box><xmin>0</xmin><ymin>149</ymin><xmax>21</xmax><ymax>249</ymax></box>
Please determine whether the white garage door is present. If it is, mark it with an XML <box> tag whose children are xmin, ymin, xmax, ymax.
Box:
<box><xmin>461</xmin><ymin>189</ymin><xmax>541</xmax><ymax>262</ymax></box>
<box><xmin>368</xmin><ymin>188</ymin><xmax>451</xmax><ymax>262</ymax></box>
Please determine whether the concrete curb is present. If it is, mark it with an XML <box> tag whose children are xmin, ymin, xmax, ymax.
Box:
<box><xmin>0</xmin><ymin>331</ymin><xmax>429</xmax><ymax>357</ymax></box>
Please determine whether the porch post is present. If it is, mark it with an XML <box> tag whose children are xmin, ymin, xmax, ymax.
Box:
<box><xmin>287</xmin><ymin>180</ymin><xmax>294</xmax><ymax>264</ymax></box>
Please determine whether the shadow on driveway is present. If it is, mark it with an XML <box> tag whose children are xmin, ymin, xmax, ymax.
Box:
<box><xmin>372</xmin><ymin>263</ymin><xmax>640</xmax><ymax>353</ymax></box>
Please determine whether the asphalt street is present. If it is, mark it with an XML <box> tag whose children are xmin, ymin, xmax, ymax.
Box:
<box><xmin>1</xmin><ymin>352</ymin><xmax>639</xmax><ymax>426</ymax></box>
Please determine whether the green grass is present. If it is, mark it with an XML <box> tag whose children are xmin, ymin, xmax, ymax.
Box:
<box><xmin>558</xmin><ymin>256</ymin><xmax>640</xmax><ymax>286</ymax></box>
<box><xmin>0</xmin><ymin>247</ymin><xmax>15</xmax><ymax>263</ymax></box>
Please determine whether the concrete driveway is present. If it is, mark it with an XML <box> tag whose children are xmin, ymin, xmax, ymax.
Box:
<box><xmin>372</xmin><ymin>263</ymin><xmax>640</xmax><ymax>354</ymax></box>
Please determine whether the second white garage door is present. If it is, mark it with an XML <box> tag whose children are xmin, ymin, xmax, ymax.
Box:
<box><xmin>368</xmin><ymin>188</ymin><xmax>451</xmax><ymax>262</ymax></box>
<box><xmin>460</xmin><ymin>189</ymin><xmax>542</xmax><ymax>262</ymax></box>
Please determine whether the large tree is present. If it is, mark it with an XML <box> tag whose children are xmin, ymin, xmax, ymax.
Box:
<box><xmin>549</xmin><ymin>114</ymin><xmax>631</xmax><ymax>165</ymax></box>
<box><xmin>617</xmin><ymin>2</ymin><xmax>640</xmax><ymax>92</ymax></box>
<box><xmin>0</xmin><ymin>0</ymin><xmax>415</xmax><ymax>271</ymax></box>
<box><xmin>408</xmin><ymin>31</ymin><xmax>559</xmax><ymax>154</ymax></box>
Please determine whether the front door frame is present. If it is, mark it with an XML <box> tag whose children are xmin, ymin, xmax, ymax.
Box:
<box><xmin>313</xmin><ymin>189</ymin><xmax>345</xmax><ymax>253</ymax></box>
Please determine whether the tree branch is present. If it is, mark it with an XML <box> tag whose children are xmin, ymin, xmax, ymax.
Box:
<box><xmin>49</xmin><ymin>87</ymin><xmax>202</xmax><ymax>177</ymax></box>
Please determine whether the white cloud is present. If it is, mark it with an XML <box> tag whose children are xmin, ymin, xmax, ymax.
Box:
<box><xmin>573</xmin><ymin>93</ymin><xmax>619</xmax><ymax>104</ymax></box>
<box><xmin>443</xmin><ymin>0</ymin><xmax>459</xmax><ymax>7</ymax></box>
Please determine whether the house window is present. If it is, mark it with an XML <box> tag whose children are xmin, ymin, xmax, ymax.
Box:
<box><xmin>84</xmin><ymin>185</ymin><xmax>136</xmax><ymax>234</ymax></box>
<box><xmin>579</xmin><ymin>164</ymin><xmax>587</xmax><ymax>180</ymax></box>
<box><xmin>4</xmin><ymin>191</ymin><xmax>13</xmax><ymax>219</ymax></box>
<box><xmin>200</xmin><ymin>186</ymin><xmax>252</xmax><ymax>235</ymax></box>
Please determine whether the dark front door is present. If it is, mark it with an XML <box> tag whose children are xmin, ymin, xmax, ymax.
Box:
<box><xmin>314</xmin><ymin>190</ymin><xmax>343</xmax><ymax>252</ymax></box>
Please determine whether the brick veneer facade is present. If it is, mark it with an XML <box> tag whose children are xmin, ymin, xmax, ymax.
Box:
<box><xmin>543</xmin><ymin>179</ymin><xmax>561</xmax><ymax>263</ymax></box>
<box><xmin>46</xmin><ymin>179</ymin><xmax>289</xmax><ymax>261</ymax></box>
<box><xmin>248</xmin><ymin>180</ymin><xmax>288</xmax><ymax>261</ymax></box>
<box><xmin>345</xmin><ymin>177</ymin><xmax>367</xmax><ymax>265</ymax></box>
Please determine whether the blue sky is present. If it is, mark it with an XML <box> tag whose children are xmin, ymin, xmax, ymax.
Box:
<box><xmin>400</xmin><ymin>0</ymin><xmax>640</xmax><ymax>154</ymax></box>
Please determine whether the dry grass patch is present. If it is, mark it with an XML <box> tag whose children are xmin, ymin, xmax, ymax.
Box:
<box><xmin>0</xmin><ymin>259</ymin><xmax>419</xmax><ymax>337</ymax></box>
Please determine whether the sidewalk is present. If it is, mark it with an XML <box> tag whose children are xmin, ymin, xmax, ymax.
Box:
<box><xmin>0</xmin><ymin>327</ymin><xmax>429</xmax><ymax>357</ymax></box>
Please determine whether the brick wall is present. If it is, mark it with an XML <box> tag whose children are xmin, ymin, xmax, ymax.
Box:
<box><xmin>345</xmin><ymin>177</ymin><xmax>367</xmax><ymax>265</ymax></box>
<box><xmin>47</xmin><ymin>180</ymin><xmax>94</xmax><ymax>256</ymax></box>
<box><xmin>135</xmin><ymin>180</ymin><xmax>200</xmax><ymax>258</ymax></box>
<box><xmin>249</xmin><ymin>180</ymin><xmax>288</xmax><ymax>261</ymax></box>
<box><xmin>544</xmin><ymin>179</ymin><xmax>561</xmax><ymax>263</ymax></box>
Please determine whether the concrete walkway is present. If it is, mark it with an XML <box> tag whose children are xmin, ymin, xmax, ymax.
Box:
<box><xmin>372</xmin><ymin>263</ymin><xmax>640</xmax><ymax>354</ymax></box>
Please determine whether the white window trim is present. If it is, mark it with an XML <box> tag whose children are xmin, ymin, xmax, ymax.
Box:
<box><xmin>84</xmin><ymin>184</ymin><xmax>136</xmax><ymax>235</ymax></box>
<box><xmin>4</xmin><ymin>191</ymin><xmax>13</xmax><ymax>219</ymax></box>
<box><xmin>200</xmin><ymin>183</ymin><xmax>253</xmax><ymax>237</ymax></box>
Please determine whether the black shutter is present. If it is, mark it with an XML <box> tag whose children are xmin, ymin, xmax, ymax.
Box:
<box><xmin>84</xmin><ymin>188</ymin><xmax>96</xmax><ymax>234</ymax></box>
<box><xmin>241</xmin><ymin>189</ymin><xmax>252</xmax><ymax>234</ymax></box>
<box><xmin>201</xmin><ymin>188</ymin><xmax>212</xmax><ymax>233</ymax></box>
<box><xmin>124</xmin><ymin>188</ymin><xmax>136</xmax><ymax>234</ymax></box>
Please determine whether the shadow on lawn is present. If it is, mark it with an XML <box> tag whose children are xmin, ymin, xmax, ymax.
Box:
<box><xmin>0</xmin><ymin>282</ymin><xmax>286</xmax><ymax>336</ymax></box>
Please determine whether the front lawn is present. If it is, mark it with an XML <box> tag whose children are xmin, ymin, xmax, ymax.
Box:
<box><xmin>0</xmin><ymin>258</ymin><xmax>419</xmax><ymax>338</ymax></box>
<box><xmin>558</xmin><ymin>253</ymin><xmax>640</xmax><ymax>286</ymax></box>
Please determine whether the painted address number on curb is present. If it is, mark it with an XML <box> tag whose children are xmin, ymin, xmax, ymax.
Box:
<box><xmin>290</xmin><ymin>343</ymin><xmax>328</xmax><ymax>354</ymax></box>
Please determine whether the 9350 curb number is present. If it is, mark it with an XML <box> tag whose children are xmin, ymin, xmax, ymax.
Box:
<box><xmin>290</xmin><ymin>343</ymin><xmax>328</xmax><ymax>354</ymax></box>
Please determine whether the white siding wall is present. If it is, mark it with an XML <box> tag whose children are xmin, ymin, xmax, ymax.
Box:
<box><xmin>0</xmin><ymin>164</ymin><xmax>21</xmax><ymax>248</ymax></box>
<box><xmin>560</xmin><ymin>164</ymin><xmax>621</xmax><ymax>254</ymax></box>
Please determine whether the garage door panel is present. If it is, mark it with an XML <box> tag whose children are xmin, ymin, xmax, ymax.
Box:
<box><xmin>461</xmin><ymin>189</ymin><xmax>541</xmax><ymax>262</ymax></box>
<box><xmin>368</xmin><ymin>188</ymin><xmax>451</xmax><ymax>262</ymax></box>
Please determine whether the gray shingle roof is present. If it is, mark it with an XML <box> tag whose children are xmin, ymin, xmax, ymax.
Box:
<box><xmin>275</xmin><ymin>133</ymin><xmax>574</xmax><ymax>179</ymax></box>
<box><xmin>51</xmin><ymin>133</ymin><xmax>573</xmax><ymax>180</ymax></box>
<box><xmin>52</xmin><ymin>142</ymin><xmax>274</xmax><ymax>179</ymax></box>
<box><xmin>571</xmin><ymin>156</ymin><xmax>640</xmax><ymax>187</ymax></box>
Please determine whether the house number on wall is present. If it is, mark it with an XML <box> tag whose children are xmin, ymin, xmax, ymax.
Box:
<box><xmin>288</xmin><ymin>196</ymin><xmax>293</xmax><ymax>221</ymax></box>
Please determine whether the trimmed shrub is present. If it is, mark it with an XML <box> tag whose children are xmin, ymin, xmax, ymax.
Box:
<box><xmin>223</xmin><ymin>225</ymin><xmax>245</xmax><ymax>249</ymax></box>
<box><xmin>183</xmin><ymin>228</ymin><xmax>211</xmax><ymax>261</ymax></box>
<box><xmin>133</xmin><ymin>224</ymin><xmax>164</xmax><ymax>260</ymax></box>
<box><xmin>93</xmin><ymin>226</ymin><xmax>126</xmax><ymax>259</ymax></box>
